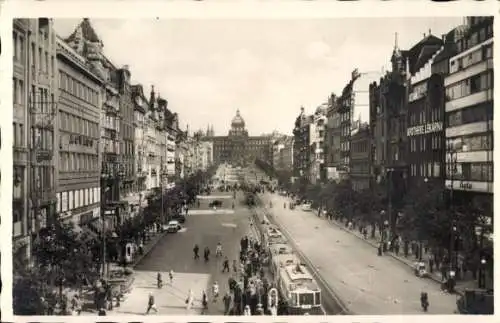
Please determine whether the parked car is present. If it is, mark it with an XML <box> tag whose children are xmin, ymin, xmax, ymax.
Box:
<box><xmin>165</xmin><ymin>220</ymin><xmax>181</xmax><ymax>233</ymax></box>
<box><xmin>301</xmin><ymin>203</ymin><xmax>312</xmax><ymax>211</ymax></box>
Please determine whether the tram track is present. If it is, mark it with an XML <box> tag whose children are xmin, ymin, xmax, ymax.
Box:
<box><xmin>250</xmin><ymin>195</ymin><xmax>352</xmax><ymax>315</ymax></box>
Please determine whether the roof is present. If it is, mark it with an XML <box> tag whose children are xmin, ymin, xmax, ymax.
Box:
<box><xmin>433</xmin><ymin>27</ymin><xmax>463</xmax><ymax>64</ymax></box>
<box><xmin>231</xmin><ymin>109</ymin><xmax>245</xmax><ymax>126</ymax></box>
<box><xmin>407</xmin><ymin>34</ymin><xmax>443</xmax><ymax>74</ymax></box>
<box><xmin>65</xmin><ymin>18</ymin><xmax>102</xmax><ymax>44</ymax></box>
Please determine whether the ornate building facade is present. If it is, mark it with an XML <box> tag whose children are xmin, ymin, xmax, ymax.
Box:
<box><xmin>209</xmin><ymin>110</ymin><xmax>272</xmax><ymax>166</ymax></box>
<box><xmin>13</xmin><ymin>18</ymin><xmax>59</xmax><ymax>264</ymax></box>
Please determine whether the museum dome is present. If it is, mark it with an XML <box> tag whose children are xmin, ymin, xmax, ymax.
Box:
<box><xmin>231</xmin><ymin>109</ymin><xmax>245</xmax><ymax>127</ymax></box>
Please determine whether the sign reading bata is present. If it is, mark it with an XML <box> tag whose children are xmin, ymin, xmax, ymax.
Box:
<box><xmin>407</xmin><ymin>122</ymin><xmax>443</xmax><ymax>137</ymax></box>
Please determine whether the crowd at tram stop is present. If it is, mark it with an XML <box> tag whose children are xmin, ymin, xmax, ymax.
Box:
<box><xmin>176</xmin><ymin>235</ymin><xmax>283</xmax><ymax>315</ymax></box>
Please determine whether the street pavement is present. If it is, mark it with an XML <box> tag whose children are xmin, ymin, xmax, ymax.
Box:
<box><xmin>121</xmin><ymin>190</ymin><xmax>257</xmax><ymax>316</ymax></box>
<box><xmin>258</xmin><ymin>192</ymin><xmax>460</xmax><ymax>315</ymax></box>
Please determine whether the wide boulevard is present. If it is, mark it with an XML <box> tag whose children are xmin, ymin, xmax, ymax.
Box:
<box><xmin>257</xmin><ymin>191</ymin><xmax>459</xmax><ymax>315</ymax></box>
<box><xmin>116</xmin><ymin>188</ymin><xmax>259</xmax><ymax>315</ymax></box>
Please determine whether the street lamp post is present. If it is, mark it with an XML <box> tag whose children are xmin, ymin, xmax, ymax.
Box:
<box><xmin>386</xmin><ymin>167</ymin><xmax>395</xmax><ymax>241</ymax></box>
<box><xmin>446</xmin><ymin>142</ymin><xmax>464</xmax><ymax>278</ymax></box>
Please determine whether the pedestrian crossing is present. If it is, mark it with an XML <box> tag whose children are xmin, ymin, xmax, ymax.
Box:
<box><xmin>188</xmin><ymin>209</ymin><xmax>235</xmax><ymax>215</ymax></box>
<box><xmin>115</xmin><ymin>271</ymin><xmax>211</xmax><ymax>315</ymax></box>
<box><xmin>197</xmin><ymin>195</ymin><xmax>233</xmax><ymax>199</ymax></box>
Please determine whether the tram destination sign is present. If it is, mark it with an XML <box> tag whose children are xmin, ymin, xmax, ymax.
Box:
<box><xmin>407</xmin><ymin>122</ymin><xmax>443</xmax><ymax>137</ymax></box>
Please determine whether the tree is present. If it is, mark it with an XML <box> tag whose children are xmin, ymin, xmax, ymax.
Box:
<box><xmin>399</xmin><ymin>182</ymin><xmax>448</xmax><ymax>250</ymax></box>
<box><xmin>14</xmin><ymin>219</ymin><xmax>99</xmax><ymax>314</ymax></box>
<box><xmin>331</xmin><ymin>180</ymin><xmax>356</xmax><ymax>219</ymax></box>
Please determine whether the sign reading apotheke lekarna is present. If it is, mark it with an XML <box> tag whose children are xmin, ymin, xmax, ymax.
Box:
<box><xmin>407</xmin><ymin>122</ymin><xmax>443</xmax><ymax>137</ymax></box>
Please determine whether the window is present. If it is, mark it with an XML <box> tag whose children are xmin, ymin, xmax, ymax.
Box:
<box><xmin>470</xmin><ymin>74</ymin><xmax>481</xmax><ymax>93</ymax></box>
<box><xmin>434</xmin><ymin>162</ymin><xmax>441</xmax><ymax>177</ymax></box>
<box><xmin>13</xmin><ymin>31</ymin><xmax>18</xmax><ymax>61</ymax></box>
<box><xmin>44</xmin><ymin>52</ymin><xmax>48</xmax><ymax>73</ymax></box>
<box><xmin>484</xmin><ymin>44</ymin><xmax>493</xmax><ymax>59</ymax></box>
<box><xmin>13</xmin><ymin>78</ymin><xmax>18</xmax><ymax>104</ymax></box>
<box><xmin>13</xmin><ymin>122</ymin><xmax>18</xmax><ymax>147</ymax></box>
<box><xmin>19</xmin><ymin>35</ymin><xmax>25</xmax><ymax>63</ymax></box>
<box><xmin>479</xmin><ymin>28</ymin><xmax>486</xmax><ymax>42</ymax></box>
<box><xmin>38</xmin><ymin>47</ymin><xmax>42</xmax><ymax>71</ymax></box>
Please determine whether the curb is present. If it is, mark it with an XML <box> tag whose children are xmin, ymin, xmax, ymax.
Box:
<box><xmin>327</xmin><ymin>216</ymin><xmax>465</xmax><ymax>297</ymax></box>
<box><xmin>132</xmin><ymin>231</ymin><xmax>168</xmax><ymax>269</ymax></box>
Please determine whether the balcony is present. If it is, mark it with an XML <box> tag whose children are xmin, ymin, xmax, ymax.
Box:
<box><xmin>104</xmin><ymin>97</ymin><xmax>120</xmax><ymax>113</ymax></box>
<box><xmin>453</xmin><ymin>150</ymin><xmax>493</xmax><ymax>164</ymax></box>
<box><xmin>445</xmin><ymin>89</ymin><xmax>493</xmax><ymax>113</ymax></box>
<box><xmin>33</xmin><ymin>113</ymin><xmax>55</xmax><ymax>129</ymax></box>
<box><xmin>33</xmin><ymin>149</ymin><xmax>53</xmax><ymax>163</ymax></box>
<box><xmin>38</xmin><ymin>72</ymin><xmax>51</xmax><ymax>86</ymax></box>
<box><xmin>446</xmin><ymin>120</ymin><xmax>492</xmax><ymax>138</ymax></box>
<box><xmin>445</xmin><ymin>58</ymin><xmax>493</xmax><ymax>87</ymax></box>
<box><xmin>103</xmin><ymin>143</ymin><xmax>120</xmax><ymax>155</ymax></box>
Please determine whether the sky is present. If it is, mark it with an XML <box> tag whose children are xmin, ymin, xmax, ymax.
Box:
<box><xmin>53</xmin><ymin>17</ymin><xmax>462</xmax><ymax>136</ymax></box>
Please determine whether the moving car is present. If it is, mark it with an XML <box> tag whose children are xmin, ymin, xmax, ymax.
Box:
<box><xmin>209</xmin><ymin>200</ymin><xmax>223</xmax><ymax>207</ymax></box>
<box><xmin>166</xmin><ymin>220</ymin><xmax>181</xmax><ymax>233</ymax></box>
<box><xmin>301</xmin><ymin>203</ymin><xmax>312</xmax><ymax>211</ymax></box>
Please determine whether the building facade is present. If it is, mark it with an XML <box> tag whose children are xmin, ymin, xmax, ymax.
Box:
<box><xmin>325</xmin><ymin>94</ymin><xmax>341</xmax><ymax>182</ymax></box>
<box><xmin>56</xmin><ymin>32</ymin><xmax>103</xmax><ymax>232</ymax></box>
<box><xmin>164</xmin><ymin>107</ymin><xmax>180</xmax><ymax>183</ymax></box>
<box><xmin>131</xmin><ymin>84</ymin><xmax>148</xmax><ymax>192</ymax></box>
<box><xmin>292</xmin><ymin>107</ymin><xmax>313</xmax><ymax>179</ymax></box>
<box><xmin>210</xmin><ymin>110</ymin><xmax>272</xmax><ymax>167</ymax></box>
<box><xmin>272</xmin><ymin>135</ymin><xmax>294</xmax><ymax>173</ymax></box>
<box><xmin>350</xmin><ymin>125</ymin><xmax>371</xmax><ymax>191</ymax></box>
<box><xmin>117</xmin><ymin>66</ymin><xmax>136</xmax><ymax>197</ymax></box>
<box><xmin>309</xmin><ymin>105</ymin><xmax>327</xmax><ymax>184</ymax></box>
<box><xmin>444</xmin><ymin>17</ymin><xmax>493</xmax><ymax>200</ymax></box>
<box><xmin>13</xmin><ymin>18</ymin><xmax>58</xmax><ymax>263</ymax></box>
<box><xmin>407</xmin><ymin>37</ymin><xmax>445</xmax><ymax>187</ymax></box>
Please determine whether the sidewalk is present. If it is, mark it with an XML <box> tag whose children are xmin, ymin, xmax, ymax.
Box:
<box><xmin>260</xmin><ymin>192</ymin><xmax>461</xmax><ymax>314</ymax></box>
<box><xmin>79</xmin><ymin>229</ymin><xmax>168</xmax><ymax>315</ymax></box>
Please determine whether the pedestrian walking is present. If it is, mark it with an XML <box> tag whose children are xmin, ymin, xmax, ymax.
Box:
<box><xmin>233</xmin><ymin>259</ymin><xmax>238</xmax><ymax>273</ymax></box>
<box><xmin>157</xmin><ymin>272</ymin><xmax>163</xmax><ymax>289</ymax></box>
<box><xmin>204</xmin><ymin>247</ymin><xmax>210</xmax><ymax>262</ymax></box>
<box><xmin>145</xmin><ymin>292</ymin><xmax>158</xmax><ymax>314</ymax></box>
<box><xmin>70</xmin><ymin>295</ymin><xmax>82</xmax><ymax>315</ymax></box>
<box><xmin>185</xmin><ymin>289</ymin><xmax>194</xmax><ymax>310</ymax></box>
<box><xmin>216</xmin><ymin>242</ymin><xmax>223</xmax><ymax>257</ymax></box>
<box><xmin>212</xmin><ymin>281</ymin><xmax>219</xmax><ymax>302</ymax></box>
<box><xmin>222</xmin><ymin>257</ymin><xmax>230</xmax><ymax>273</ymax></box>
<box><xmin>223</xmin><ymin>292</ymin><xmax>232</xmax><ymax>314</ymax></box>
<box><xmin>169</xmin><ymin>269</ymin><xmax>174</xmax><ymax>284</ymax></box>
<box><xmin>193</xmin><ymin>244</ymin><xmax>199</xmax><ymax>259</ymax></box>
<box><xmin>202</xmin><ymin>290</ymin><xmax>208</xmax><ymax>312</ymax></box>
